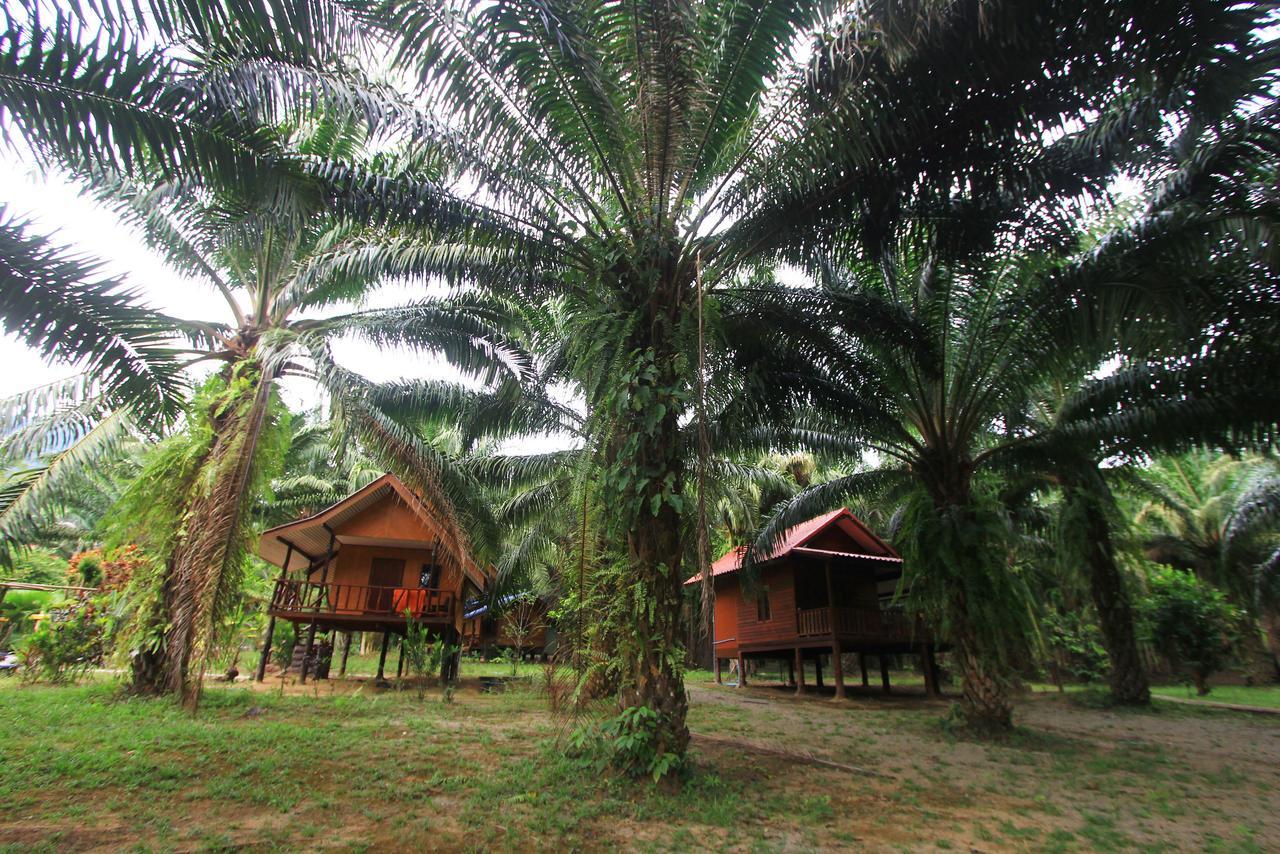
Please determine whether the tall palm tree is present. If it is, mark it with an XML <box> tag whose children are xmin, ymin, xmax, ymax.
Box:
<box><xmin>102</xmin><ymin>149</ymin><xmax>528</xmax><ymax>704</ymax></box>
<box><xmin>744</xmin><ymin>190</ymin><xmax>1280</xmax><ymax>726</ymax></box>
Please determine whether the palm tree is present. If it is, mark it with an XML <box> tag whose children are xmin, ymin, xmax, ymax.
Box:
<box><xmin>743</xmin><ymin>178</ymin><xmax>1280</xmax><ymax>726</ymax></box>
<box><xmin>105</xmin><ymin>149</ymin><xmax>529</xmax><ymax>704</ymax></box>
<box><xmin>1131</xmin><ymin>452</ymin><xmax>1280</xmax><ymax>678</ymax></box>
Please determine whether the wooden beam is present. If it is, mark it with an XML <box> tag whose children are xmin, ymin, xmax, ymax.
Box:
<box><xmin>299</xmin><ymin>622</ymin><xmax>319</xmax><ymax>683</ymax></box>
<box><xmin>0</xmin><ymin>580</ymin><xmax>97</xmax><ymax>594</ymax></box>
<box><xmin>794</xmin><ymin>647</ymin><xmax>805</xmax><ymax>696</ymax></box>
<box><xmin>786</xmin><ymin>657</ymin><xmax>795</xmax><ymax>687</ymax></box>
<box><xmin>832</xmin><ymin>639</ymin><xmax>846</xmax><ymax>699</ymax></box>
<box><xmin>713</xmin><ymin>657</ymin><xmax>721</xmax><ymax>684</ymax></box>
<box><xmin>255</xmin><ymin>615</ymin><xmax>276</xmax><ymax>682</ymax></box>
<box><xmin>880</xmin><ymin>654</ymin><xmax>891</xmax><ymax>695</ymax></box>
<box><xmin>275</xmin><ymin>536</ymin><xmax>319</xmax><ymax>566</ymax></box>
<box><xmin>339</xmin><ymin>631</ymin><xmax>353</xmax><ymax>677</ymax></box>
<box><xmin>815</xmin><ymin>654</ymin><xmax>824</xmax><ymax>689</ymax></box>
<box><xmin>396</xmin><ymin>639</ymin><xmax>405</xmax><ymax>679</ymax></box>
<box><xmin>859</xmin><ymin>652</ymin><xmax>869</xmax><ymax>687</ymax></box>
<box><xmin>376</xmin><ymin>630</ymin><xmax>391</xmax><ymax>683</ymax></box>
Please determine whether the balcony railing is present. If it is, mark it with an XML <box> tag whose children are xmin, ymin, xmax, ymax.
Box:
<box><xmin>796</xmin><ymin>606</ymin><xmax>923</xmax><ymax>641</ymax></box>
<box><xmin>270</xmin><ymin>579</ymin><xmax>455</xmax><ymax>621</ymax></box>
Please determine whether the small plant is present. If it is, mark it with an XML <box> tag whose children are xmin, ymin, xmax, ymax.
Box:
<box><xmin>569</xmin><ymin>705</ymin><xmax>686</xmax><ymax>782</ymax></box>
<box><xmin>496</xmin><ymin>593</ymin><xmax>545</xmax><ymax>675</ymax></box>
<box><xmin>399</xmin><ymin>613</ymin><xmax>447</xmax><ymax>699</ymax></box>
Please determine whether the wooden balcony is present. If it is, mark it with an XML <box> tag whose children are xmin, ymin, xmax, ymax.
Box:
<box><xmin>269</xmin><ymin>579</ymin><xmax>455</xmax><ymax>626</ymax></box>
<box><xmin>796</xmin><ymin>606</ymin><xmax>925</xmax><ymax>642</ymax></box>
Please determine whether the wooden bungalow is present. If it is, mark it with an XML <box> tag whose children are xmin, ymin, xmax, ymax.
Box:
<box><xmin>254</xmin><ymin>473</ymin><xmax>488</xmax><ymax>685</ymax></box>
<box><xmin>686</xmin><ymin>508</ymin><xmax>941</xmax><ymax>698</ymax></box>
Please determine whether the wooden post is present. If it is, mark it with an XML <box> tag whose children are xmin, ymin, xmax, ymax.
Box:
<box><xmin>814</xmin><ymin>654</ymin><xmax>824</xmax><ymax>689</ymax></box>
<box><xmin>880</xmin><ymin>654</ymin><xmax>891</xmax><ymax>694</ymax></box>
<box><xmin>713</xmin><ymin>657</ymin><xmax>722</xmax><ymax>684</ymax></box>
<box><xmin>396</xmin><ymin>639</ymin><xmax>405</xmax><ymax>679</ymax></box>
<box><xmin>299</xmin><ymin>622</ymin><xmax>318</xmax><ymax>683</ymax></box>
<box><xmin>257</xmin><ymin>542</ymin><xmax>292</xmax><ymax>683</ymax></box>
<box><xmin>339</xmin><ymin>631</ymin><xmax>352</xmax><ymax>676</ymax></box>
<box><xmin>832</xmin><ymin>640</ymin><xmax>846</xmax><ymax>699</ymax></box>
<box><xmin>786</xmin><ymin>657</ymin><xmax>795</xmax><ymax>687</ymax></box>
<box><xmin>376</xmin><ymin>630</ymin><xmax>391</xmax><ymax>682</ymax></box>
<box><xmin>446</xmin><ymin>626</ymin><xmax>461</xmax><ymax>683</ymax></box>
<box><xmin>923</xmin><ymin>644</ymin><xmax>939</xmax><ymax>699</ymax></box>
<box><xmin>318</xmin><ymin>529</ymin><xmax>335</xmax><ymax>606</ymax></box>
<box><xmin>859</xmin><ymin>653</ymin><xmax>870</xmax><ymax>687</ymax></box>
<box><xmin>794</xmin><ymin>648</ymin><xmax>805</xmax><ymax>695</ymax></box>
<box><xmin>736</xmin><ymin>655</ymin><xmax>747</xmax><ymax>687</ymax></box>
<box><xmin>255</xmin><ymin>616</ymin><xmax>276</xmax><ymax>682</ymax></box>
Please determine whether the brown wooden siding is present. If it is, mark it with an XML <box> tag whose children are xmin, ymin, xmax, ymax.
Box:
<box><xmin>735</xmin><ymin>564</ymin><xmax>796</xmax><ymax>648</ymax></box>
<box><xmin>712</xmin><ymin>576</ymin><xmax>741</xmax><ymax>658</ymax></box>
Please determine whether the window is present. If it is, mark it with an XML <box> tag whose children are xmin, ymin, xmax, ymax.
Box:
<box><xmin>756</xmin><ymin>588</ymin><xmax>772</xmax><ymax>622</ymax></box>
<box><xmin>419</xmin><ymin>563</ymin><xmax>441</xmax><ymax>588</ymax></box>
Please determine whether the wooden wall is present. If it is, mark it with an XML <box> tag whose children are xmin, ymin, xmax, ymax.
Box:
<box><xmin>712</xmin><ymin>576</ymin><xmax>741</xmax><ymax>659</ymax></box>
<box><xmin>735</xmin><ymin>564</ymin><xmax>797</xmax><ymax>648</ymax></box>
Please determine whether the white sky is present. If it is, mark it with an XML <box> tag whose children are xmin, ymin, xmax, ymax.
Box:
<box><xmin>0</xmin><ymin>149</ymin><xmax>576</xmax><ymax>453</ymax></box>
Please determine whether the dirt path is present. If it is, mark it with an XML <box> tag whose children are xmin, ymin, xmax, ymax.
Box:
<box><xmin>686</xmin><ymin>681</ymin><xmax>1280</xmax><ymax>851</ymax></box>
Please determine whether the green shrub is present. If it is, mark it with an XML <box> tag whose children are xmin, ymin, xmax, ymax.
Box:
<box><xmin>569</xmin><ymin>705</ymin><xmax>686</xmax><ymax>782</ymax></box>
<box><xmin>1137</xmin><ymin>567</ymin><xmax>1239</xmax><ymax>695</ymax></box>
<box><xmin>1042</xmin><ymin>611</ymin><xmax>1110</xmax><ymax>684</ymax></box>
<box><xmin>21</xmin><ymin>602</ymin><xmax>105</xmax><ymax>684</ymax></box>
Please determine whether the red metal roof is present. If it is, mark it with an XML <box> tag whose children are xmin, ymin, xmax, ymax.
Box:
<box><xmin>684</xmin><ymin>507</ymin><xmax>900</xmax><ymax>585</ymax></box>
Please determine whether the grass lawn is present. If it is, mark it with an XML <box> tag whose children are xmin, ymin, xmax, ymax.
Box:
<box><xmin>3</xmin><ymin>670</ymin><xmax>1279</xmax><ymax>851</ymax></box>
<box><xmin>1149</xmin><ymin>684</ymin><xmax>1280</xmax><ymax>710</ymax></box>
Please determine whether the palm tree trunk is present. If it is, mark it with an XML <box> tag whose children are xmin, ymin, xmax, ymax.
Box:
<box><xmin>166</xmin><ymin>369</ymin><xmax>272</xmax><ymax>708</ymax></box>
<box><xmin>1066</xmin><ymin>470</ymin><xmax>1150</xmax><ymax>705</ymax></box>
<box><xmin>1263</xmin><ymin>611</ymin><xmax>1280</xmax><ymax>682</ymax></box>
<box><xmin>925</xmin><ymin>474</ymin><xmax>1017</xmax><ymax>731</ymax></box>
<box><xmin>951</xmin><ymin>602</ymin><xmax>1014</xmax><ymax>730</ymax></box>
<box><xmin>607</xmin><ymin>288</ymin><xmax>691</xmax><ymax>767</ymax></box>
<box><xmin>128</xmin><ymin>364</ymin><xmax>272</xmax><ymax>706</ymax></box>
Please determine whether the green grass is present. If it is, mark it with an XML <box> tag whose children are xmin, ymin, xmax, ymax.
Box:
<box><xmin>1</xmin><ymin>673</ymin><xmax>1276</xmax><ymax>850</ymax></box>
<box><xmin>1150</xmin><ymin>684</ymin><xmax>1280</xmax><ymax>710</ymax></box>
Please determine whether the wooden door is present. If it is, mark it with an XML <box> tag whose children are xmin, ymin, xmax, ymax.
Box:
<box><xmin>367</xmin><ymin>558</ymin><xmax>405</xmax><ymax>613</ymax></box>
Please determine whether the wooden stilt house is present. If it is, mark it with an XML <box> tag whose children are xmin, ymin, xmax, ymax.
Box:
<box><xmin>686</xmin><ymin>508</ymin><xmax>941</xmax><ymax>698</ymax></box>
<box><xmin>254</xmin><ymin>473</ymin><xmax>488</xmax><ymax>684</ymax></box>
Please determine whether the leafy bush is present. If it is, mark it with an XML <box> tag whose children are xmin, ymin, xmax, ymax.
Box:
<box><xmin>21</xmin><ymin>601</ymin><xmax>105</xmax><ymax>684</ymax></box>
<box><xmin>1042</xmin><ymin>611</ymin><xmax>1110</xmax><ymax>684</ymax></box>
<box><xmin>1</xmin><ymin>589</ymin><xmax>55</xmax><ymax>646</ymax></box>
<box><xmin>1137</xmin><ymin>567</ymin><xmax>1240</xmax><ymax>695</ymax></box>
<box><xmin>569</xmin><ymin>705</ymin><xmax>686</xmax><ymax>782</ymax></box>
<box><xmin>70</xmin><ymin>552</ymin><xmax>104</xmax><ymax>587</ymax></box>
<box><xmin>271</xmin><ymin>620</ymin><xmax>298</xmax><ymax>669</ymax></box>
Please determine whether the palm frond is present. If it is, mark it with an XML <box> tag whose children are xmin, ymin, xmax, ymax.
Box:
<box><xmin>0</xmin><ymin>205</ymin><xmax>187</xmax><ymax>421</ymax></box>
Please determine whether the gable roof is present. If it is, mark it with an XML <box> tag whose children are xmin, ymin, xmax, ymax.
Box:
<box><xmin>684</xmin><ymin>507</ymin><xmax>901</xmax><ymax>585</ymax></box>
<box><xmin>256</xmin><ymin>473</ymin><xmax>487</xmax><ymax>589</ymax></box>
